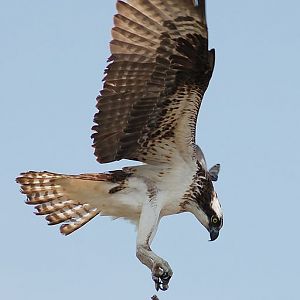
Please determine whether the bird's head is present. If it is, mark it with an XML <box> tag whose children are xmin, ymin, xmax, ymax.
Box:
<box><xmin>185</xmin><ymin>176</ymin><xmax>223</xmax><ymax>241</ymax></box>
<box><xmin>206</xmin><ymin>191</ymin><xmax>223</xmax><ymax>241</ymax></box>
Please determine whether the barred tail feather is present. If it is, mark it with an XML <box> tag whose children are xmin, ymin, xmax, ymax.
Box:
<box><xmin>16</xmin><ymin>171</ymin><xmax>103</xmax><ymax>235</ymax></box>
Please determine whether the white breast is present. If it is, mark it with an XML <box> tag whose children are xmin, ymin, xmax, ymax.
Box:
<box><xmin>92</xmin><ymin>154</ymin><xmax>196</xmax><ymax>223</ymax></box>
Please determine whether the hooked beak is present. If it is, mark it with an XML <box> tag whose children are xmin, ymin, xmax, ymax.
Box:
<box><xmin>209</xmin><ymin>227</ymin><xmax>219</xmax><ymax>241</ymax></box>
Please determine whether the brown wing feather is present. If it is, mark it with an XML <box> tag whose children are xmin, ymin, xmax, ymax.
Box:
<box><xmin>92</xmin><ymin>0</ymin><xmax>214</xmax><ymax>164</ymax></box>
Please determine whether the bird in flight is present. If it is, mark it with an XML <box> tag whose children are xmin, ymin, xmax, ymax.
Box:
<box><xmin>17</xmin><ymin>0</ymin><xmax>223</xmax><ymax>291</ymax></box>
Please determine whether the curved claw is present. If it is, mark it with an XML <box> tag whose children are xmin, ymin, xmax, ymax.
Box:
<box><xmin>152</xmin><ymin>272</ymin><xmax>171</xmax><ymax>291</ymax></box>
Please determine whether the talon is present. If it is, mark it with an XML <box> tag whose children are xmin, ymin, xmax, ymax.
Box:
<box><xmin>152</xmin><ymin>271</ymin><xmax>171</xmax><ymax>291</ymax></box>
<box><xmin>155</xmin><ymin>283</ymin><xmax>160</xmax><ymax>291</ymax></box>
<box><xmin>152</xmin><ymin>275</ymin><xmax>160</xmax><ymax>291</ymax></box>
<box><xmin>161</xmin><ymin>272</ymin><xmax>171</xmax><ymax>282</ymax></box>
<box><xmin>161</xmin><ymin>283</ymin><xmax>169</xmax><ymax>291</ymax></box>
<box><xmin>161</xmin><ymin>272</ymin><xmax>171</xmax><ymax>290</ymax></box>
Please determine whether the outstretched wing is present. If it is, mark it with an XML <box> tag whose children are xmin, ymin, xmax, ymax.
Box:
<box><xmin>92</xmin><ymin>0</ymin><xmax>215</xmax><ymax>165</ymax></box>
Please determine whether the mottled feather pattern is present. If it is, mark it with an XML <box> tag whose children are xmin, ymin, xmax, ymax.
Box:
<box><xmin>182</xmin><ymin>161</ymin><xmax>217</xmax><ymax>219</ymax></box>
<box><xmin>16</xmin><ymin>172</ymin><xmax>101</xmax><ymax>235</ymax></box>
<box><xmin>92</xmin><ymin>0</ymin><xmax>214</xmax><ymax>164</ymax></box>
<box><xmin>15</xmin><ymin>2</ymin><xmax>223</xmax><ymax>291</ymax></box>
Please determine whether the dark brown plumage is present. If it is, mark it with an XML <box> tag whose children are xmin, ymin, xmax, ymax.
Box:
<box><xmin>92</xmin><ymin>0</ymin><xmax>215</xmax><ymax>165</ymax></box>
<box><xmin>16</xmin><ymin>1</ymin><xmax>224</xmax><ymax>291</ymax></box>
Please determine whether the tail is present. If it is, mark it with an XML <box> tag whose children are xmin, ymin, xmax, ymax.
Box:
<box><xmin>16</xmin><ymin>171</ymin><xmax>111</xmax><ymax>235</ymax></box>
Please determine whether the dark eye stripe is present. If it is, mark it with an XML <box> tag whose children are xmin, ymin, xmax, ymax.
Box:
<box><xmin>211</xmin><ymin>215</ymin><xmax>222</xmax><ymax>227</ymax></box>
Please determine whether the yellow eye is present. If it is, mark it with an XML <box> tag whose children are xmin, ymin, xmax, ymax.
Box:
<box><xmin>212</xmin><ymin>216</ymin><xmax>219</xmax><ymax>224</ymax></box>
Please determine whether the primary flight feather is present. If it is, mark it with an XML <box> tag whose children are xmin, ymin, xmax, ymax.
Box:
<box><xmin>17</xmin><ymin>0</ymin><xmax>223</xmax><ymax>291</ymax></box>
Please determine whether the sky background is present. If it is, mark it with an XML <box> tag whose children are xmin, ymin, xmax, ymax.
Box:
<box><xmin>1</xmin><ymin>0</ymin><xmax>300</xmax><ymax>299</ymax></box>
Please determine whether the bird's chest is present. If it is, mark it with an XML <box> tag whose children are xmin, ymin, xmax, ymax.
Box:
<box><xmin>155</xmin><ymin>170</ymin><xmax>194</xmax><ymax>217</ymax></box>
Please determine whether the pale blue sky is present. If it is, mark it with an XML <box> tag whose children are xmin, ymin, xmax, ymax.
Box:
<box><xmin>1</xmin><ymin>1</ymin><xmax>300</xmax><ymax>299</ymax></box>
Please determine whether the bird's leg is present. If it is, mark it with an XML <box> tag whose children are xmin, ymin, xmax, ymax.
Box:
<box><xmin>136</xmin><ymin>199</ymin><xmax>173</xmax><ymax>291</ymax></box>
<box><xmin>137</xmin><ymin>244</ymin><xmax>172</xmax><ymax>291</ymax></box>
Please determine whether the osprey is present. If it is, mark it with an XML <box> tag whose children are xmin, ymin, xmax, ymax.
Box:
<box><xmin>17</xmin><ymin>0</ymin><xmax>223</xmax><ymax>291</ymax></box>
